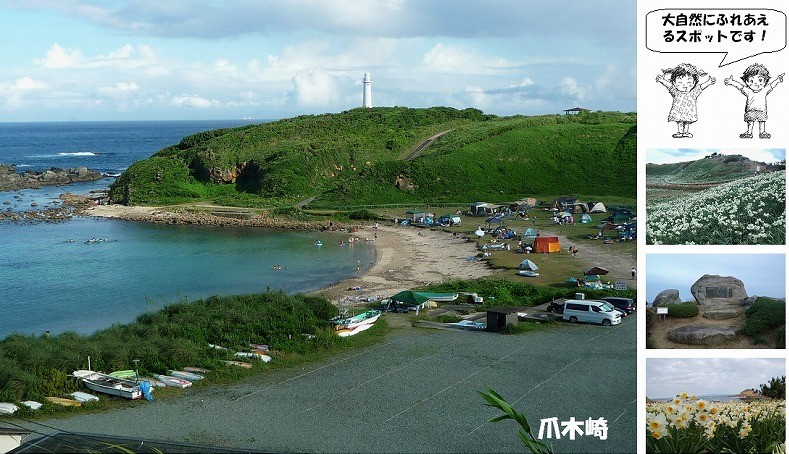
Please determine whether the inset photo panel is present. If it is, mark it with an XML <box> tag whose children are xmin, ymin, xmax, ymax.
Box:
<box><xmin>646</xmin><ymin>252</ymin><xmax>786</xmax><ymax>349</ymax></box>
<box><xmin>646</xmin><ymin>358</ymin><xmax>786</xmax><ymax>454</ymax></box>
<box><xmin>645</xmin><ymin>148</ymin><xmax>786</xmax><ymax>245</ymax></box>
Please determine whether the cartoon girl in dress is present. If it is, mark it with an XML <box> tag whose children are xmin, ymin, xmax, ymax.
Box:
<box><xmin>656</xmin><ymin>63</ymin><xmax>716</xmax><ymax>138</ymax></box>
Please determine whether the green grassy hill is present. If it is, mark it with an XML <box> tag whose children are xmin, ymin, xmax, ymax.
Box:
<box><xmin>647</xmin><ymin>154</ymin><xmax>782</xmax><ymax>185</ymax></box>
<box><xmin>109</xmin><ymin>107</ymin><xmax>636</xmax><ymax>208</ymax></box>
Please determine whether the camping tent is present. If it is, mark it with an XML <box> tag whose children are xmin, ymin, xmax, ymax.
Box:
<box><xmin>437</xmin><ymin>214</ymin><xmax>461</xmax><ymax>226</ymax></box>
<box><xmin>522</xmin><ymin>228</ymin><xmax>538</xmax><ymax>239</ymax></box>
<box><xmin>608</xmin><ymin>208</ymin><xmax>633</xmax><ymax>223</ymax></box>
<box><xmin>583</xmin><ymin>266</ymin><xmax>609</xmax><ymax>276</ymax></box>
<box><xmin>518</xmin><ymin>259</ymin><xmax>539</xmax><ymax>271</ymax></box>
<box><xmin>552</xmin><ymin>197</ymin><xmax>577</xmax><ymax>211</ymax></box>
<box><xmin>580</xmin><ymin>213</ymin><xmax>592</xmax><ymax>223</ymax></box>
<box><xmin>587</xmin><ymin>202</ymin><xmax>607</xmax><ymax>213</ymax></box>
<box><xmin>533</xmin><ymin>236</ymin><xmax>561</xmax><ymax>253</ymax></box>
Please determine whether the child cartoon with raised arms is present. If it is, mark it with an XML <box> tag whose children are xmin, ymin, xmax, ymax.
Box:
<box><xmin>656</xmin><ymin>63</ymin><xmax>716</xmax><ymax>138</ymax></box>
<box><xmin>724</xmin><ymin>63</ymin><xmax>784</xmax><ymax>139</ymax></box>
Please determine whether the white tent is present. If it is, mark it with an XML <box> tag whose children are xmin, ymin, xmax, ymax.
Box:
<box><xmin>588</xmin><ymin>202</ymin><xmax>607</xmax><ymax>213</ymax></box>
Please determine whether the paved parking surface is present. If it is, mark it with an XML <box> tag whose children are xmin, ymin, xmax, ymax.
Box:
<box><xmin>28</xmin><ymin>317</ymin><xmax>636</xmax><ymax>453</ymax></box>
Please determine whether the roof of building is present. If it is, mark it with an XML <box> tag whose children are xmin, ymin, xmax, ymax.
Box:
<box><xmin>9</xmin><ymin>432</ymin><xmax>259</xmax><ymax>454</ymax></box>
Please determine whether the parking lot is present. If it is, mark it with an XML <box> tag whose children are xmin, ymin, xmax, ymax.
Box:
<box><xmin>30</xmin><ymin>316</ymin><xmax>636</xmax><ymax>453</ymax></box>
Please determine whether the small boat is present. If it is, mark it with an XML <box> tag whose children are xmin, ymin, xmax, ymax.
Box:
<box><xmin>450</xmin><ymin>320</ymin><xmax>487</xmax><ymax>330</ymax></box>
<box><xmin>416</xmin><ymin>292</ymin><xmax>459</xmax><ymax>302</ymax></box>
<box><xmin>108</xmin><ymin>370</ymin><xmax>137</xmax><ymax>380</ymax></box>
<box><xmin>222</xmin><ymin>360</ymin><xmax>253</xmax><ymax>369</ymax></box>
<box><xmin>21</xmin><ymin>400</ymin><xmax>43</xmax><ymax>410</ymax></box>
<box><xmin>331</xmin><ymin>309</ymin><xmax>381</xmax><ymax>330</ymax></box>
<box><xmin>169</xmin><ymin>370</ymin><xmax>204</xmax><ymax>381</ymax></box>
<box><xmin>73</xmin><ymin>370</ymin><xmax>143</xmax><ymax>400</ymax></box>
<box><xmin>235</xmin><ymin>351</ymin><xmax>272</xmax><ymax>362</ymax></box>
<box><xmin>183</xmin><ymin>367</ymin><xmax>211</xmax><ymax>374</ymax></box>
<box><xmin>45</xmin><ymin>397</ymin><xmax>81</xmax><ymax>407</ymax></box>
<box><xmin>137</xmin><ymin>377</ymin><xmax>168</xmax><ymax>388</ymax></box>
<box><xmin>336</xmin><ymin>323</ymin><xmax>374</xmax><ymax>337</ymax></box>
<box><xmin>71</xmin><ymin>391</ymin><xmax>99</xmax><ymax>403</ymax></box>
<box><xmin>0</xmin><ymin>403</ymin><xmax>19</xmax><ymax>414</ymax></box>
<box><xmin>151</xmin><ymin>374</ymin><xmax>192</xmax><ymax>389</ymax></box>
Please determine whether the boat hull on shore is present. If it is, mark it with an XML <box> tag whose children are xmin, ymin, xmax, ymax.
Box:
<box><xmin>73</xmin><ymin>370</ymin><xmax>143</xmax><ymax>400</ymax></box>
<box><xmin>332</xmin><ymin>309</ymin><xmax>381</xmax><ymax>330</ymax></box>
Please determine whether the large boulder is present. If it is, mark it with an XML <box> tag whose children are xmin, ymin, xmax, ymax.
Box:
<box><xmin>667</xmin><ymin>325</ymin><xmax>738</xmax><ymax>346</ymax></box>
<box><xmin>652</xmin><ymin>289</ymin><xmax>681</xmax><ymax>306</ymax></box>
<box><xmin>690</xmin><ymin>274</ymin><xmax>747</xmax><ymax>309</ymax></box>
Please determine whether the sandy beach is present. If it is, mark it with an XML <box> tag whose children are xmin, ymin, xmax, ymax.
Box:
<box><xmin>86</xmin><ymin>203</ymin><xmax>495</xmax><ymax>304</ymax></box>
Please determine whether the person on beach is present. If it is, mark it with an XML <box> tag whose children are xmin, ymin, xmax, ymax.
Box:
<box><xmin>656</xmin><ymin>63</ymin><xmax>715</xmax><ymax>138</ymax></box>
<box><xmin>631</xmin><ymin>267</ymin><xmax>636</xmax><ymax>280</ymax></box>
<box><xmin>724</xmin><ymin>63</ymin><xmax>784</xmax><ymax>139</ymax></box>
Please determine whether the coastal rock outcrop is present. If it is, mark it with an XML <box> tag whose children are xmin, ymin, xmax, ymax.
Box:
<box><xmin>0</xmin><ymin>164</ymin><xmax>103</xmax><ymax>191</ymax></box>
<box><xmin>666</xmin><ymin>325</ymin><xmax>738</xmax><ymax>346</ymax></box>
<box><xmin>690</xmin><ymin>274</ymin><xmax>747</xmax><ymax>308</ymax></box>
<box><xmin>652</xmin><ymin>289</ymin><xmax>681</xmax><ymax>306</ymax></box>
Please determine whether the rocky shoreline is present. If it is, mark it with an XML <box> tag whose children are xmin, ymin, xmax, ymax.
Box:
<box><xmin>0</xmin><ymin>164</ymin><xmax>103</xmax><ymax>192</ymax></box>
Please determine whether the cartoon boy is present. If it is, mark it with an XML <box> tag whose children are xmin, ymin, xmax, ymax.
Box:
<box><xmin>656</xmin><ymin>63</ymin><xmax>716</xmax><ymax>138</ymax></box>
<box><xmin>724</xmin><ymin>63</ymin><xmax>784</xmax><ymax>139</ymax></box>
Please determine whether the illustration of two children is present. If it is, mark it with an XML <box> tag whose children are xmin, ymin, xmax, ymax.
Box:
<box><xmin>656</xmin><ymin>63</ymin><xmax>784</xmax><ymax>138</ymax></box>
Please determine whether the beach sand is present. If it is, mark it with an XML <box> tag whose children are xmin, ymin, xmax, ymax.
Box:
<box><xmin>313</xmin><ymin>224</ymin><xmax>493</xmax><ymax>305</ymax></box>
<box><xmin>86</xmin><ymin>204</ymin><xmax>494</xmax><ymax>305</ymax></box>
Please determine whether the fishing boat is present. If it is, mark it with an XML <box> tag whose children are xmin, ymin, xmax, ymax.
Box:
<box><xmin>151</xmin><ymin>374</ymin><xmax>192</xmax><ymax>389</ymax></box>
<box><xmin>0</xmin><ymin>403</ymin><xmax>19</xmax><ymax>414</ymax></box>
<box><xmin>183</xmin><ymin>367</ymin><xmax>211</xmax><ymax>374</ymax></box>
<box><xmin>416</xmin><ymin>292</ymin><xmax>459</xmax><ymax>302</ymax></box>
<box><xmin>331</xmin><ymin>309</ymin><xmax>381</xmax><ymax>330</ymax></box>
<box><xmin>234</xmin><ymin>351</ymin><xmax>272</xmax><ymax>362</ymax></box>
<box><xmin>73</xmin><ymin>370</ymin><xmax>143</xmax><ymax>400</ymax></box>
<box><xmin>169</xmin><ymin>370</ymin><xmax>204</xmax><ymax>381</ymax></box>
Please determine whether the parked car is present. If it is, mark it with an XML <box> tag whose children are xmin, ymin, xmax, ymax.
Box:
<box><xmin>562</xmin><ymin>300</ymin><xmax>621</xmax><ymax>326</ymax></box>
<box><xmin>601</xmin><ymin>297</ymin><xmax>635</xmax><ymax>314</ymax></box>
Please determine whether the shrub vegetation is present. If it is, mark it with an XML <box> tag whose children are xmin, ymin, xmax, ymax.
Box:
<box><xmin>739</xmin><ymin>297</ymin><xmax>786</xmax><ymax>344</ymax></box>
<box><xmin>666</xmin><ymin>302</ymin><xmax>700</xmax><ymax>318</ymax></box>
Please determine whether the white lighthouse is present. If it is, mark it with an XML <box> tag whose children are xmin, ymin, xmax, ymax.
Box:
<box><xmin>362</xmin><ymin>71</ymin><xmax>372</xmax><ymax>108</ymax></box>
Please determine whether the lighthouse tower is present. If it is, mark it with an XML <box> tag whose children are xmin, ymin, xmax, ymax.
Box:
<box><xmin>362</xmin><ymin>71</ymin><xmax>372</xmax><ymax>108</ymax></box>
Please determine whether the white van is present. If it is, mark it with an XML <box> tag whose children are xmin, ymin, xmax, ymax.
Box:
<box><xmin>562</xmin><ymin>300</ymin><xmax>621</xmax><ymax>326</ymax></box>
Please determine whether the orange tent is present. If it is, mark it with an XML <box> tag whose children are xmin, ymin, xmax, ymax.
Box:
<box><xmin>533</xmin><ymin>236</ymin><xmax>561</xmax><ymax>253</ymax></box>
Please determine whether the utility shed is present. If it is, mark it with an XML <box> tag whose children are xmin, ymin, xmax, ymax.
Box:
<box><xmin>486</xmin><ymin>307</ymin><xmax>519</xmax><ymax>332</ymax></box>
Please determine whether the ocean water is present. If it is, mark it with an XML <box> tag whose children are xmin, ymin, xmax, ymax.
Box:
<box><xmin>0</xmin><ymin>121</ymin><xmax>375</xmax><ymax>339</ymax></box>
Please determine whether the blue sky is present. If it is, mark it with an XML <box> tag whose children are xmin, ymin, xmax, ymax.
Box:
<box><xmin>646</xmin><ymin>253</ymin><xmax>786</xmax><ymax>303</ymax></box>
<box><xmin>647</xmin><ymin>358</ymin><xmax>785</xmax><ymax>399</ymax></box>
<box><xmin>0</xmin><ymin>1</ymin><xmax>636</xmax><ymax>121</ymax></box>
<box><xmin>647</xmin><ymin>148</ymin><xmax>786</xmax><ymax>165</ymax></box>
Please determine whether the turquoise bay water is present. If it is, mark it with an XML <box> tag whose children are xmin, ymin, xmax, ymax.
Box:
<box><xmin>1</xmin><ymin>217</ymin><xmax>374</xmax><ymax>338</ymax></box>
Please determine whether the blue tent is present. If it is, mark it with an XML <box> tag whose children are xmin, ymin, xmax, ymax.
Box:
<box><xmin>518</xmin><ymin>259</ymin><xmax>539</xmax><ymax>271</ymax></box>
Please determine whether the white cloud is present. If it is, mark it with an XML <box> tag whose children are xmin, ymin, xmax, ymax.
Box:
<box><xmin>422</xmin><ymin>43</ymin><xmax>511</xmax><ymax>74</ymax></box>
<box><xmin>34</xmin><ymin>43</ymin><xmax>84</xmax><ymax>68</ymax></box>
<box><xmin>292</xmin><ymin>70</ymin><xmax>341</xmax><ymax>106</ymax></box>
<box><xmin>97</xmin><ymin>82</ymin><xmax>140</xmax><ymax>97</ymax></box>
<box><xmin>560</xmin><ymin>76</ymin><xmax>585</xmax><ymax>100</ymax></box>
<box><xmin>464</xmin><ymin>86</ymin><xmax>491</xmax><ymax>110</ymax></box>
<box><xmin>1</xmin><ymin>77</ymin><xmax>46</xmax><ymax>106</ymax></box>
<box><xmin>171</xmin><ymin>94</ymin><xmax>218</xmax><ymax>108</ymax></box>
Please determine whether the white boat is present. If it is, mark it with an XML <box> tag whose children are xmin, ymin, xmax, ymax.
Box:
<box><xmin>235</xmin><ymin>351</ymin><xmax>272</xmax><ymax>362</ymax></box>
<box><xmin>73</xmin><ymin>370</ymin><xmax>143</xmax><ymax>400</ymax></box>
<box><xmin>21</xmin><ymin>400</ymin><xmax>43</xmax><ymax>410</ymax></box>
<box><xmin>336</xmin><ymin>323</ymin><xmax>374</xmax><ymax>337</ymax></box>
<box><xmin>0</xmin><ymin>402</ymin><xmax>19</xmax><ymax>414</ymax></box>
<box><xmin>169</xmin><ymin>370</ymin><xmax>204</xmax><ymax>381</ymax></box>
<box><xmin>151</xmin><ymin>374</ymin><xmax>192</xmax><ymax>388</ymax></box>
<box><xmin>332</xmin><ymin>309</ymin><xmax>381</xmax><ymax>330</ymax></box>
<box><xmin>71</xmin><ymin>391</ymin><xmax>99</xmax><ymax>403</ymax></box>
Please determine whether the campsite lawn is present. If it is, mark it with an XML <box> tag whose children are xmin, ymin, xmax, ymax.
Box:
<box><xmin>374</xmin><ymin>203</ymin><xmax>637</xmax><ymax>288</ymax></box>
